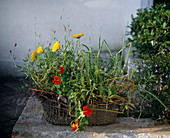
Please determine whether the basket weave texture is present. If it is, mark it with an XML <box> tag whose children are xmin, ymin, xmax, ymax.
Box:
<box><xmin>42</xmin><ymin>99</ymin><xmax>72</xmax><ymax>125</ymax></box>
<box><xmin>87</xmin><ymin>104</ymin><xmax>117</xmax><ymax>126</ymax></box>
<box><xmin>42</xmin><ymin>98</ymin><xmax>117</xmax><ymax>126</ymax></box>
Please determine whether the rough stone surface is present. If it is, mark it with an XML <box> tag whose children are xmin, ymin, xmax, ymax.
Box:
<box><xmin>12</xmin><ymin>96</ymin><xmax>170</xmax><ymax>138</ymax></box>
<box><xmin>0</xmin><ymin>77</ymin><xmax>32</xmax><ymax>138</ymax></box>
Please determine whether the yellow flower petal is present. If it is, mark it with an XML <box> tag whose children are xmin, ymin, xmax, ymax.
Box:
<box><xmin>72</xmin><ymin>33</ymin><xmax>84</xmax><ymax>39</ymax></box>
<box><xmin>31</xmin><ymin>50</ymin><xmax>37</xmax><ymax>62</ymax></box>
<box><xmin>52</xmin><ymin>41</ymin><xmax>60</xmax><ymax>52</ymax></box>
<box><xmin>37</xmin><ymin>46</ymin><xmax>44</xmax><ymax>53</ymax></box>
<box><xmin>71</xmin><ymin>121</ymin><xmax>79</xmax><ymax>131</ymax></box>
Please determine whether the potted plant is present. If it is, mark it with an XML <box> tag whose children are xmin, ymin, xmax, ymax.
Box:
<box><xmin>12</xmin><ymin>25</ymin><xmax>138</xmax><ymax>131</ymax></box>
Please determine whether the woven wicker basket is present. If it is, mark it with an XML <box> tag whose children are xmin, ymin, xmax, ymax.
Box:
<box><xmin>87</xmin><ymin>104</ymin><xmax>117</xmax><ymax>126</ymax></box>
<box><xmin>41</xmin><ymin>98</ymin><xmax>117</xmax><ymax>126</ymax></box>
<box><xmin>41</xmin><ymin>98</ymin><xmax>72</xmax><ymax>125</ymax></box>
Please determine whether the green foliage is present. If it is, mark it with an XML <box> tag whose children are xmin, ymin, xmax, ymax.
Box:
<box><xmin>128</xmin><ymin>3</ymin><xmax>170</xmax><ymax>124</ymax></box>
<box><xmin>132</xmin><ymin>54</ymin><xmax>170</xmax><ymax>124</ymax></box>
<box><xmin>128</xmin><ymin>3</ymin><xmax>170</xmax><ymax>57</ymax></box>
<box><xmin>12</xmin><ymin>13</ymin><xmax>169</xmax><ymax>129</ymax></box>
<box><xmin>12</xmin><ymin>24</ymin><xmax>136</xmax><ymax>130</ymax></box>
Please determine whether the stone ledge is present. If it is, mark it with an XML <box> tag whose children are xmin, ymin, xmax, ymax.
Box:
<box><xmin>12</xmin><ymin>96</ymin><xmax>170</xmax><ymax>138</ymax></box>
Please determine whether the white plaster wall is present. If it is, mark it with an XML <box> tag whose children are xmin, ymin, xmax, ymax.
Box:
<box><xmin>0</xmin><ymin>0</ymin><xmax>153</xmax><ymax>76</ymax></box>
<box><xmin>141</xmin><ymin>0</ymin><xmax>154</xmax><ymax>9</ymax></box>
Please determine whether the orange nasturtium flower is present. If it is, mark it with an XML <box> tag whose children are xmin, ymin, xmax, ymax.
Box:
<box><xmin>59</xmin><ymin>66</ymin><xmax>65</xmax><ymax>74</ymax></box>
<box><xmin>37</xmin><ymin>46</ymin><xmax>44</xmax><ymax>53</ymax></box>
<box><xmin>72</xmin><ymin>33</ymin><xmax>84</xmax><ymax>39</ymax></box>
<box><xmin>52</xmin><ymin>76</ymin><xmax>61</xmax><ymax>85</ymax></box>
<box><xmin>52</xmin><ymin>41</ymin><xmax>60</xmax><ymax>52</ymax></box>
<box><xmin>83</xmin><ymin>106</ymin><xmax>93</xmax><ymax>117</ymax></box>
<box><xmin>71</xmin><ymin>121</ymin><xmax>79</xmax><ymax>131</ymax></box>
<box><xmin>31</xmin><ymin>50</ymin><xmax>37</xmax><ymax>62</ymax></box>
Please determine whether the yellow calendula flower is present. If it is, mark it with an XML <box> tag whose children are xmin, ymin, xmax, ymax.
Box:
<box><xmin>72</xmin><ymin>33</ymin><xmax>84</xmax><ymax>39</ymax></box>
<box><xmin>52</xmin><ymin>41</ymin><xmax>60</xmax><ymax>52</ymax></box>
<box><xmin>37</xmin><ymin>46</ymin><xmax>44</xmax><ymax>53</ymax></box>
<box><xmin>31</xmin><ymin>50</ymin><xmax>37</xmax><ymax>62</ymax></box>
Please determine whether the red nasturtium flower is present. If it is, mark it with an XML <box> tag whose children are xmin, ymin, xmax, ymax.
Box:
<box><xmin>52</xmin><ymin>76</ymin><xmax>61</xmax><ymax>85</ymax></box>
<box><xmin>83</xmin><ymin>106</ymin><xmax>93</xmax><ymax>117</ymax></box>
<box><xmin>59</xmin><ymin>66</ymin><xmax>65</xmax><ymax>74</ymax></box>
<box><xmin>71</xmin><ymin>121</ymin><xmax>79</xmax><ymax>131</ymax></box>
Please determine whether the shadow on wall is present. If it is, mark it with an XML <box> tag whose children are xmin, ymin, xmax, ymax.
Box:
<box><xmin>0</xmin><ymin>60</ymin><xmax>25</xmax><ymax>77</ymax></box>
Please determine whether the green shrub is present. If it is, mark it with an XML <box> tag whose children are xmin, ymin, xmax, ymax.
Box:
<box><xmin>128</xmin><ymin>3</ymin><xmax>170</xmax><ymax>124</ymax></box>
<box><xmin>132</xmin><ymin>54</ymin><xmax>170</xmax><ymax>124</ymax></box>
<box><xmin>128</xmin><ymin>3</ymin><xmax>170</xmax><ymax>57</ymax></box>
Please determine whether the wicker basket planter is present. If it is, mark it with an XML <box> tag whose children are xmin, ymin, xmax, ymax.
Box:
<box><xmin>41</xmin><ymin>98</ymin><xmax>117</xmax><ymax>126</ymax></box>
<box><xmin>87</xmin><ymin>104</ymin><xmax>117</xmax><ymax>126</ymax></box>
<box><xmin>42</xmin><ymin>99</ymin><xmax>72</xmax><ymax>125</ymax></box>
